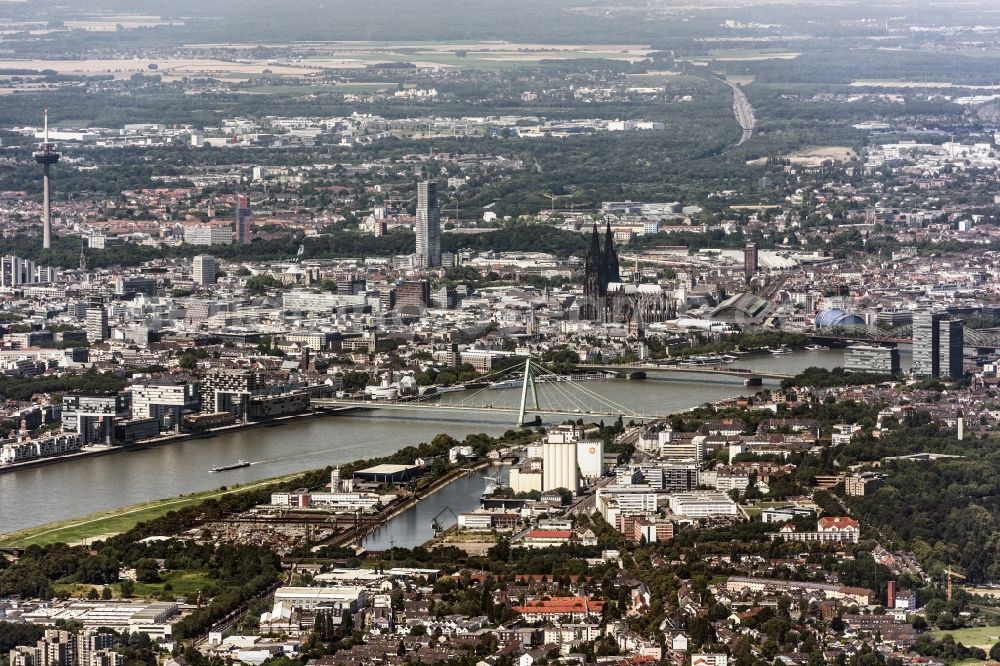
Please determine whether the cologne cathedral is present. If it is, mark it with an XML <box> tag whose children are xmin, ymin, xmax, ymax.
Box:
<box><xmin>580</xmin><ymin>221</ymin><xmax>672</xmax><ymax>325</ymax></box>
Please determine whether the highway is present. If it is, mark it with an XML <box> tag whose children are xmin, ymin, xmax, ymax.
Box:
<box><xmin>726</xmin><ymin>80</ymin><xmax>756</xmax><ymax>146</ymax></box>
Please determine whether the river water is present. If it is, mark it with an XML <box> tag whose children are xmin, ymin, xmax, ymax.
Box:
<box><xmin>362</xmin><ymin>466</ymin><xmax>509</xmax><ymax>551</ymax></box>
<box><xmin>0</xmin><ymin>349</ymin><xmax>869</xmax><ymax>534</ymax></box>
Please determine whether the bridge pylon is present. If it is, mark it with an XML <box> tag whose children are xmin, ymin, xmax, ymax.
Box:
<box><xmin>517</xmin><ymin>358</ymin><xmax>539</xmax><ymax>426</ymax></box>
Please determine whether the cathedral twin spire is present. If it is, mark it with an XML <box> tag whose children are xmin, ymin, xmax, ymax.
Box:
<box><xmin>581</xmin><ymin>220</ymin><xmax>621</xmax><ymax>320</ymax></box>
<box><xmin>587</xmin><ymin>219</ymin><xmax>620</xmax><ymax>296</ymax></box>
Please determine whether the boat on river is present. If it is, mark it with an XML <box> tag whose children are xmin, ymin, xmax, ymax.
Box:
<box><xmin>209</xmin><ymin>459</ymin><xmax>250</xmax><ymax>473</ymax></box>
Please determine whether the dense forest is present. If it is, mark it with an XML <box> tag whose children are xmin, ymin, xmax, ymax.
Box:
<box><xmin>847</xmin><ymin>424</ymin><xmax>1000</xmax><ymax>583</ymax></box>
<box><xmin>3</xmin><ymin>222</ymin><xmax>594</xmax><ymax>269</ymax></box>
<box><xmin>728</xmin><ymin>49</ymin><xmax>1000</xmax><ymax>86</ymax></box>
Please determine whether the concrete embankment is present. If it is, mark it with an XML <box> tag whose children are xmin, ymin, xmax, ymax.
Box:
<box><xmin>0</xmin><ymin>411</ymin><xmax>328</xmax><ymax>474</ymax></box>
<box><xmin>325</xmin><ymin>458</ymin><xmax>495</xmax><ymax>549</ymax></box>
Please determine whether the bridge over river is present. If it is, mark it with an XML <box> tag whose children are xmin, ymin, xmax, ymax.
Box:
<box><xmin>575</xmin><ymin>363</ymin><xmax>793</xmax><ymax>381</ymax></box>
<box><xmin>314</xmin><ymin>360</ymin><xmax>675</xmax><ymax>426</ymax></box>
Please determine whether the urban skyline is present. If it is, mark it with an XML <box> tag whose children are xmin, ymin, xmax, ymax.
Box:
<box><xmin>3</xmin><ymin>2</ymin><xmax>1000</xmax><ymax>666</ymax></box>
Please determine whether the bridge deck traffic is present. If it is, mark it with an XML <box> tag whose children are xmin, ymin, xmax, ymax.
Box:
<box><xmin>575</xmin><ymin>363</ymin><xmax>793</xmax><ymax>380</ymax></box>
<box><xmin>312</xmin><ymin>398</ymin><xmax>663</xmax><ymax>421</ymax></box>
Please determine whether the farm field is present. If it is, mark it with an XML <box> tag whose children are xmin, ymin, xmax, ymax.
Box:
<box><xmin>785</xmin><ymin>146</ymin><xmax>857</xmax><ymax>167</ymax></box>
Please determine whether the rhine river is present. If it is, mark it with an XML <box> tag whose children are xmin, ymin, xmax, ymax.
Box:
<box><xmin>0</xmin><ymin>349</ymin><xmax>897</xmax><ymax>534</ymax></box>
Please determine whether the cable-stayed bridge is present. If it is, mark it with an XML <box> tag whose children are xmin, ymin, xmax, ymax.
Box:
<box><xmin>313</xmin><ymin>360</ymin><xmax>667</xmax><ymax>426</ymax></box>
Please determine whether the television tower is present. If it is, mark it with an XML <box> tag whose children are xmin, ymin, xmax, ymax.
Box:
<box><xmin>34</xmin><ymin>107</ymin><xmax>60</xmax><ymax>250</ymax></box>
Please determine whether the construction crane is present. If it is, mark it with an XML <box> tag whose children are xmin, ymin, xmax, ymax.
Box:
<box><xmin>431</xmin><ymin>507</ymin><xmax>457</xmax><ymax>535</ymax></box>
<box><xmin>945</xmin><ymin>566</ymin><xmax>966</xmax><ymax>601</ymax></box>
<box><xmin>544</xmin><ymin>192</ymin><xmax>559</xmax><ymax>214</ymax></box>
<box><xmin>483</xmin><ymin>473</ymin><xmax>504</xmax><ymax>495</ymax></box>
<box><xmin>543</xmin><ymin>191</ymin><xmax>575</xmax><ymax>215</ymax></box>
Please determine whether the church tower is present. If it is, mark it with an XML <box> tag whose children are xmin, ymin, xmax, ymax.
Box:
<box><xmin>582</xmin><ymin>223</ymin><xmax>603</xmax><ymax>320</ymax></box>
<box><xmin>603</xmin><ymin>219</ymin><xmax>620</xmax><ymax>286</ymax></box>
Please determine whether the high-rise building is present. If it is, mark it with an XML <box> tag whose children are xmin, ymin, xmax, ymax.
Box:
<box><xmin>396</xmin><ymin>280</ymin><xmax>431</xmax><ymax>314</ymax></box>
<box><xmin>85</xmin><ymin>297</ymin><xmax>109</xmax><ymax>343</ymax></box>
<box><xmin>337</xmin><ymin>276</ymin><xmax>367</xmax><ymax>295</ymax></box>
<box><xmin>235</xmin><ymin>194</ymin><xmax>252</xmax><ymax>245</ymax></box>
<box><xmin>1</xmin><ymin>255</ymin><xmax>43</xmax><ymax>287</ymax></box>
<box><xmin>744</xmin><ymin>242</ymin><xmax>758</xmax><ymax>284</ymax></box>
<box><xmin>939</xmin><ymin>317</ymin><xmax>964</xmax><ymax>379</ymax></box>
<box><xmin>912</xmin><ymin>311</ymin><xmax>964</xmax><ymax>378</ymax></box>
<box><xmin>415</xmin><ymin>180</ymin><xmax>441</xmax><ymax>267</ymax></box>
<box><xmin>912</xmin><ymin>311</ymin><xmax>939</xmax><ymax>377</ymax></box>
<box><xmin>1</xmin><ymin>256</ymin><xmax>56</xmax><ymax>286</ymax></box>
<box><xmin>193</xmin><ymin>255</ymin><xmax>217</xmax><ymax>286</ymax></box>
<box><xmin>10</xmin><ymin>629</ymin><xmax>119</xmax><ymax>666</ymax></box>
<box><xmin>34</xmin><ymin>109</ymin><xmax>60</xmax><ymax>250</ymax></box>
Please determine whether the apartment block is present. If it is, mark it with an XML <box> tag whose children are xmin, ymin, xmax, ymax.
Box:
<box><xmin>843</xmin><ymin>345</ymin><xmax>900</xmax><ymax>375</ymax></box>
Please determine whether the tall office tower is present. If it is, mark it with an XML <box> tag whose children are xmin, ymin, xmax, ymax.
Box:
<box><xmin>193</xmin><ymin>254</ymin><xmax>217</xmax><ymax>286</ymax></box>
<box><xmin>1</xmin><ymin>255</ymin><xmax>36</xmax><ymax>287</ymax></box>
<box><xmin>415</xmin><ymin>180</ymin><xmax>441</xmax><ymax>267</ymax></box>
<box><xmin>939</xmin><ymin>317</ymin><xmax>964</xmax><ymax>379</ymax></box>
<box><xmin>744</xmin><ymin>242</ymin><xmax>758</xmax><ymax>285</ymax></box>
<box><xmin>912</xmin><ymin>311</ymin><xmax>941</xmax><ymax>377</ymax></box>
<box><xmin>913</xmin><ymin>311</ymin><xmax>964</xmax><ymax>378</ymax></box>
<box><xmin>33</xmin><ymin>108</ymin><xmax>61</xmax><ymax>250</ymax></box>
<box><xmin>79</xmin><ymin>630</ymin><xmax>116</xmax><ymax>666</ymax></box>
<box><xmin>85</xmin><ymin>297</ymin><xmax>109</xmax><ymax>343</ymax></box>
<box><xmin>235</xmin><ymin>194</ymin><xmax>252</xmax><ymax>244</ymax></box>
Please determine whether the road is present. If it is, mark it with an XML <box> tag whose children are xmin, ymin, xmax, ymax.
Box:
<box><xmin>313</xmin><ymin>398</ymin><xmax>663</xmax><ymax>421</ymax></box>
<box><xmin>726</xmin><ymin>80</ymin><xmax>756</xmax><ymax>146</ymax></box>
<box><xmin>576</xmin><ymin>363</ymin><xmax>792</xmax><ymax>380</ymax></box>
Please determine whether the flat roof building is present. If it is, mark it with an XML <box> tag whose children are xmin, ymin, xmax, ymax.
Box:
<box><xmin>353</xmin><ymin>463</ymin><xmax>424</xmax><ymax>484</ymax></box>
<box><xmin>193</xmin><ymin>255</ymin><xmax>217</xmax><ymax>286</ymax></box>
<box><xmin>184</xmin><ymin>224</ymin><xmax>233</xmax><ymax>246</ymax></box>
<box><xmin>844</xmin><ymin>345</ymin><xmax>900</xmax><ymax>376</ymax></box>
<box><xmin>667</xmin><ymin>491</ymin><xmax>738</xmax><ymax>518</ymax></box>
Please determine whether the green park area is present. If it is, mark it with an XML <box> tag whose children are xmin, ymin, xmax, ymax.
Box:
<box><xmin>52</xmin><ymin>569</ymin><xmax>216</xmax><ymax>600</ymax></box>
<box><xmin>932</xmin><ymin>625</ymin><xmax>1000</xmax><ymax>650</ymax></box>
<box><xmin>132</xmin><ymin>569</ymin><xmax>215</xmax><ymax>598</ymax></box>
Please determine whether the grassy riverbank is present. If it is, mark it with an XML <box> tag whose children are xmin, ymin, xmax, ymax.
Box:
<box><xmin>0</xmin><ymin>473</ymin><xmax>300</xmax><ymax>548</ymax></box>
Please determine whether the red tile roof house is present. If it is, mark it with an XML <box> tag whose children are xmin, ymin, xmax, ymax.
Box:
<box><xmin>770</xmin><ymin>516</ymin><xmax>861</xmax><ymax>544</ymax></box>
<box><xmin>518</xmin><ymin>530</ymin><xmax>576</xmax><ymax>548</ymax></box>
<box><xmin>513</xmin><ymin>597</ymin><xmax>606</xmax><ymax>622</ymax></box>
<box><xmin>818</xmin><ymin>516</ymin><xmax>860</xmax><ymax>533</ymax></box>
